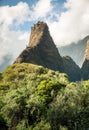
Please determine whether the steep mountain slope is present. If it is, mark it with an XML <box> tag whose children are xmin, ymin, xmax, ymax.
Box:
<box><xmin>58</xmin><ymin>36</ymin><xmax>89</xmax><ymax>67</ymax></box>
<box><xmin>14</xmin><ymin>21</ymin><xmax>64</xmax><ymax>72</ymax></box>
<box><xmin>81</xmin><ymin>40</ymin><xmax>89</xmax><ymax>80</ymax></box>
<box><xmin>63</xmin><ymin>56</ymin><xmax>81</xmax><ymax>81</ymax></box>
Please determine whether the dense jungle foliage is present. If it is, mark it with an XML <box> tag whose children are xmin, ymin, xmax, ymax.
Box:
<box><xmin>0</xmin><ymin>63</ymin><xmax>89</xmax><ymax>130</ymax></box>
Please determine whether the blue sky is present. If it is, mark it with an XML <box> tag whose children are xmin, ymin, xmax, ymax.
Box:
<box><xmin>0</xmin><ymin>0</ymin><xmax>89</xmax><ymax>69</ymax></box>
<box><xmin>0</xmin><ymin>0</ymin><xmax>66</xmax><ymax>32</ymax></box>
<box><xmin>0</xmin><ymin>0</ymin><xmax>37</xmax><ymax>6</ymax></box>
<box><xmin>0</xmin><ymin>0</ymin><xmax>65</xmax><ymax>6</ymax></box>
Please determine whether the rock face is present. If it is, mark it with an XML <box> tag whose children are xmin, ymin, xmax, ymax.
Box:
<box><xmin>14</xmin><ymin>22</ymin><xmax>64</xmax><ymax>71</ymax></box>
<box><xmin>63</xmin><ymin>56</ymin><xmax>81</xmax><ymax>81</ymax></box>
<box><xmin>83</xmin><ymin>40</ymin><xmax>89</xmax><ymax>61</ymax></box>
<box><xmin>81</xmin><ymin>40</ymin><xmax>89</xmax><ymax>80</ymax></box>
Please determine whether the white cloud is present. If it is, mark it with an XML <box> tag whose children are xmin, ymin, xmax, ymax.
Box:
<box><xmin>0</xmin><ymin>25</ymin><xmax>29</xmax><ymax>65</ymax></box>
<box><xmin>48</xmin><ymin>0</ymin><xmax>89</xmax><ymax>46</ymax></box>
<box><xmin>31</xmin><ymin>0</ymin><xmax>53</xmax><ymax>19</ymax></box>
<box><xmin>0</xmin><ymin>2</ymin><xmax>30</xmax><ymax>26</ymax></box>
<box><xmin>0</xmin><ymin>2</ymin><xmax>30</xmax><ymax>66</ymax></box>
<box><xmin>18</xmin><ymin>32</ymin><xmax>29</xmax><ymax>41</ymax></box>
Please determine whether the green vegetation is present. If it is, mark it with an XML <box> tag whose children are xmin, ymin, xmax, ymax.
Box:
<box><xmin>0</xmin><ymin>63</ymin><xmax>89</xmax><ymax>130</ymax></box>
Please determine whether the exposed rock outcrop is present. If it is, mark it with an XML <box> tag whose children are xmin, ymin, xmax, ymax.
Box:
<box><xmin>14</xmin><ymin>22</ymin><xmax>64</xmax><ymax>71</ymax></box>
<box><xmin>81</xmin><ymin>40</ymin><xmax>89</xmax><ymax>80</ymax></box>
<box><xmin>83</xmin><ymin>40</ymin><xmax>89</xmax><ymax>61</ymax></box>
<box><xmin>63</xmin><ymin>56</ymin><xmax>81</xmax><ymax>81</ymax></box>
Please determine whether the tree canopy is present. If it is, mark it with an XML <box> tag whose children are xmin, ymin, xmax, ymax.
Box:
<box><xmin>0</xmin><ymin>63</ymin><xmax>89</xmax><ymax>130</ymax></box>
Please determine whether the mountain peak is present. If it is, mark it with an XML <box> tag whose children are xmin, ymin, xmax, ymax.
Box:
<box><xmin>14</xmin><ymin>21</ymin><xmax>64</xmax><ymax>71</ymax></box>
<box><xmin>28</xmin><ymin>21</ymin><xmax>48</xmax><ymax>47</ymax></box>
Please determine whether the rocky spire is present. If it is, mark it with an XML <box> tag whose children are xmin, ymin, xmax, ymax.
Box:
<box><xmin>28</xmin><ymin>21</ymin><xmax>48</xmax><ymax>47</ymax></box>
<box><xmin>14</xmin><ymin>21</ymin><xmax>64</xmax><ymax>71</ymax></box>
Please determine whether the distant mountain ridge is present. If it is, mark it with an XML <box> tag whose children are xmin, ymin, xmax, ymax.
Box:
<box><xmin>58</xmin><ymin>35</ymin><xmax>89</xmax><ymax>67</ymax></box>
<box><xmin>63</xmin><ymin>56</ymin><xmax>81</xmax><ymax>81</ymax></box>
